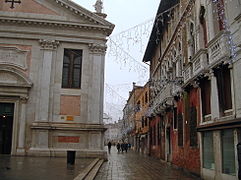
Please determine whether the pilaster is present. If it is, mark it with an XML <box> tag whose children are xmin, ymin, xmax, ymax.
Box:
<box><xmin>37</xmin><ymin>39</ymin><xmax>59</xmax><ymax>122</ymax></box>
<box><xmin>208</xmin><ymin>70</ymin><xmax>220</xmax><ymax>120</ymax></box>
<box><xmin>17</xmin><ymin>96</ymin><xmax>28</xmax><ymax>155</ymax></box>
<box><xmin>88</xmin><ymin>43</ymin><xmax>106</xmax><ymax>124</ymax></box>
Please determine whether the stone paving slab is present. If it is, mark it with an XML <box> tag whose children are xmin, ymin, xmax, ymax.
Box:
<box><xmin>0</xmin><ymin>155</ymin><xmax>93</xmax><ymax>180</ymax></box>
<box><xmin>95</xmin><ymin>147</ymin><xmax>201</xmax><ymax>180</ymax></box>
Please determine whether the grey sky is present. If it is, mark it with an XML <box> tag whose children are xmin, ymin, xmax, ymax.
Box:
<box><xmin>72</xmin><ymin>0</ymin><xmax>159</xmax><ymax>95</ymax></box>
<box><xmin>72</xmin><ymin>0</ymin><xmax>159</xmax><ymax>122</ymax></box>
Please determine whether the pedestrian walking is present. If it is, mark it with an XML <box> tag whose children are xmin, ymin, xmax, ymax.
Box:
<box><xmin>124</xmin><ymin>143</ymin><xmax>128</xmax><ymax>152</ymax></box>
<box><xmin>116</xmin><ymin>142</ymin><xmax>120</xmax><ymax>153</ymax></box>
<box><xmin>107</xmin><ymin>141</ymin><xmax>112</xmax><ymax>154</ymax></box>
<box><xmin>121</xmin><ymin>142</ymin><xmax>125</xmax><ymax>153</ymax></box>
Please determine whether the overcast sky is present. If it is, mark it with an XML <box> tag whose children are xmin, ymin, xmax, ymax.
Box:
<box><xmin>72</xmin><ymin>0</ymin><xmax>159</xmax><ymax>121</ymax></box>
<box><xmin>73</xmin><ymin>0</ymin><xmax>159</xmax><ymax>96</ymax></box>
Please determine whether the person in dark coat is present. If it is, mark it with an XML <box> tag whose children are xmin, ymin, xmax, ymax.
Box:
<box><xmin>124</xmin><ymin>143</ymin><xmax>128</xmax><ymax>152</ymax></box>
<box><xmin>107</xmin><ymin>141</ymin><xmax>112</xmax><ymax>154</ymax></box>
<box><xmin>121</xmin><ymin>143</ymin><xmax>125</xmax><ymax>153</ymax></box>
<box><xmin>116</xmin><ymin>142</ymin><xmax>121</xmax><ymax>153</ymax></box>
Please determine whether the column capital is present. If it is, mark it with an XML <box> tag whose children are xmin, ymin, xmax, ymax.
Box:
<box><xmin>39</xmin><ymin>39</ymin><xmax>59</xmax><ymax>50</ymax></box>
<box><xmin>20</xmin><ymin>96</ymin><xmax>28</xmax><ymax>103</ymax></box>
<box><xmin>88</xmin><ymin>43</ymin><xmax>107</xmax><ymax>54</ymax></box>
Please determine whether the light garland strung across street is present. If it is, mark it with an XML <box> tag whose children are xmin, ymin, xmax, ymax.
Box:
<box><xmin>107</xmin><ymin>4</ymin><xmax>185</xmax><ymax>79</ymax></box>
<box><xmin>107</xmin><ymin>19</ymin><xmax>153</xmax><ymax>80</ymax></box>
<box><xmin>104</xmin><ymin>83</ymin><xmax>126</xmax><ymax>105</ymax></box>
<box><xmin>104</xmin><ymin>83</ymin><xmax>127</xmax><ymax>122</ymax></box>
<box><xmin>109</xmin><ymin>19</ymin><xmax>154</xmax><ymax>55</ymax></box>
<box><xmin>107</xmin><ymin>38</ymin><xmax>148</xmax><ymax>79</ymax></box>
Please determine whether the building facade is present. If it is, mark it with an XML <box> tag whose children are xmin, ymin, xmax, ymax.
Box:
<box><xmin>134</xmin><ymin>82</ymin><xmax>150</xmax><ymax>154</ymax></box>
<box><xmin>122</xmin><ymin>83</ymin><xmax>143</xmax><ymax>147</ymax></box>
<box><xmin>142</xmin><ymin>0</ymin><xmax>241</xmax><ymax>179</ymax></box>
<box><xmin>0</xmin><ymin>0</ymin><xmax>114</xmax><ymax>158</ymax></box>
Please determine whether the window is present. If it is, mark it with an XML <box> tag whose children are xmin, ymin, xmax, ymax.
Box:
<box><xmin>200</xmin><ymin>77</ymin><xmax>211</xmax><ymax>119</ymax></box>
<box><xmin>141</xmin><ymin>117</ymin><xmax>144</xmax><ymax>128</ymax></box>
<box><xmin>215</xmin><ymin>65</ymin><xmax>232</xmax><ymax>116</ymax></box>
<box><xmin>153</xmin><ymin>125</ymin><xmax>156</xmax><ymax>145</ymax></box>
<box><xmin>62</xmin><ymin>49</ymin><xmax>82</xmax><ymax>88</ymax></box>
<box><xmin>150</xmin><ymin>127</ymin><xmax>152</xmax><ymax>145</ymax></box>
<box><xmin>157</xmin><ymin>122</ymin><xmax>160</xmax><ymax>145</ymax></box>
<box><xmin>222</xmin><ymin>130</ymin><xmax>235</xmax><ymax>175</ymax></box>
<box><xmin>189</xmin><ymin>106</ymin><xmax>197</xmax><ymax>146</ymax></box>
<box><xmin>203</xmin><ymin>132</ymin><xmax>214</xmax><ymax>169</ymax></box>
<box><xmin>178</xmin><ymin>113</ymin><xmax>183</xmax><ymax>146</ymax></box>
<box><xmin>136</xmin><ymin>101</ymin><xmax>141</xmax><ymax>112</ymax></box>
<box><xmin>144</xmin><ymin>117</ymin><xmax>148</xmax><ymax>126</ymax></box>
<box><xmin>173</xmin><ymin>107</ymin><xmax>177</xmax><ymax>129</ymax></box>
<box><xmin>145</xmin><ymin>92</ymin><xmax>148</xmax><ymax>104</ymax></box>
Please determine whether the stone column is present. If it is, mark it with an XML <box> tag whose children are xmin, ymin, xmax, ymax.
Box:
<box><xmin>38</xmin><ymin>39</ymin><xmax>59</xmax><ymax>121</ymax></box>
<box><xmin>209</xmin><ymin>70</ymin><xmax>220</xmax><ymax>120</ymax></box>
<box><xmin>88</xmin><ymin>43</ymin><xmax>106</xmax><ymax>124</ymax></box>
<box><xmin>17</xmin><ymin>96</ymin><xmax>28</xmax><ymax>155</ymax></box>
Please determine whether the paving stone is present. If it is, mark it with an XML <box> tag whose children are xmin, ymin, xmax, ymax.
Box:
<box><xmin>95</xmin><ymin>147</ymin><xmax>200</xmax><ymax>180</ymax></box>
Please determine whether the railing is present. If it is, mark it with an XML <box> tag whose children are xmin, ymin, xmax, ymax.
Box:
<box><xmin>192</xmin><ymin>49</ymin><xmax>208</xmax><ymax>76</ymax></box>
<box><xmin>208</xmin><ymin>30</ymin><xmax>231</xmax><ymax>66</ymax></box>
<box><xmin>183</xmin><ymin>63</ymin><xmax>192</xmax><ymax>84</ymax></box>
<box><xmin>150</xmin><ymin>82</ymin><xmax>173</xmax><ymax>114</ymax></box>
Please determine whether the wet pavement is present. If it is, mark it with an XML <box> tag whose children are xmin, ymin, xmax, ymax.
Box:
<box><xmin>95</xmin><ymin>147</ymin><xmax>200</xmax><ymax>180</ymax></box>
<box><xmin>0</xmin><ymin>155</ymin><xmax>93</xmax><ymax>180</ymax></box>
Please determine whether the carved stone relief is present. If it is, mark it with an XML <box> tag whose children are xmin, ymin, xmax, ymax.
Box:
<box><xmin>0</xmin><ymin>46</ymin><xmax>28</xmax><ymax>70</ymax></box>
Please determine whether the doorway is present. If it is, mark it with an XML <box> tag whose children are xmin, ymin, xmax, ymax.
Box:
<box><xmin>0</xmin><ymin>103</ymin><xmax>14</xmax><ymax>154</ymax></box>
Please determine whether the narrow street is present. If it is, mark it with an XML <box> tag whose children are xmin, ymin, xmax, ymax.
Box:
<box><xmin>95</xmin><ymin>147</ymin><xmax>200</xmax><ymax>180</ymax></box>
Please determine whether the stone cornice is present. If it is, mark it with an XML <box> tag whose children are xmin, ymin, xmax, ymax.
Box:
<box><xmin>39</xmin><ymin>39</ymin><xmax>59</xmax><ymax>50</ymax></box>
<box><xmin>88</xmin><ymin>43</ymin><xmax>107</xmax><ymax>54</ymax></box>
<box><xmin>0</xmin><ymin>17</ymin><xmax>113</xmax><ymax>36</ymax></box>
<box><xmin>55</xmin><ymin>0</ymin><xmax>114</xmax><ymax>28</ymax></box>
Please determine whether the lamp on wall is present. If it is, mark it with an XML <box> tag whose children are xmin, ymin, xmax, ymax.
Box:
<box><xmin>5</xmin><ymin>0</ymin><xmax>21</xmax><ymax>9</ymax></box>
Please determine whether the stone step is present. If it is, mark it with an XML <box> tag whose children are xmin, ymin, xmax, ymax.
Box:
<box><xmin>85</xmin><ymin>159</ymin><xmax>104</xmax><ymax>180</ymax></box>
<box><xmin>74</xmin><ymin>158</ymin><xmax>99</xmax><ymax>180</ymax></box>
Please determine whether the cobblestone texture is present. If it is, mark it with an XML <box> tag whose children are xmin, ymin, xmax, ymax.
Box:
<box><xmin>95</xmin><ymin>147</ymin><xmax>201</xmax><ymax>180</ymax></box>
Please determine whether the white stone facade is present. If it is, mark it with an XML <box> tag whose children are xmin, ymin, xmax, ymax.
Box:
<box><xmin>0</xmin><ymin>0</ymin><xmax>114</xmax><ymax>159</ymax></box>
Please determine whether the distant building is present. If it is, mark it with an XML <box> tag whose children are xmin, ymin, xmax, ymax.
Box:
<box><xmin>0</xmin><ymin>0</ymin><xmax>114</xmax><ymax>158</ymax></box>
<box><xmin>134</xmin><ymin>82</ymin><xmax>150</xmax><ymax>154</ymax></box>
<box><xmin>104</xmin><ymin>120</ymin><xmax>122</xmax><ymax>144</ymax></box>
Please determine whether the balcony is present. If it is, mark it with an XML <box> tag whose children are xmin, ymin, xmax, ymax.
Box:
<box><xmin>151</xmin><ymin>82</ymin><xmax>173</xmax><ymax>114</ymax></box>
<box><xmin>192</xmin><ymin>49</ymin><xmax>208</xmax><ymax>76</ymax></box>
<box><xmin>208</xmin><ymin>31</ymin><xmax>231</xmax><ymax>67</ymax></box>
<box><xmin>183</xmin><ymin>63</ymin><xmax>192</xmax><ymax>84</ymax></box>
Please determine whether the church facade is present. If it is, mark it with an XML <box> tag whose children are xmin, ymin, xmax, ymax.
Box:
<box><xmin>0</xmin><ymin>0</ymin><xmax>114</xmax><ymax>158</ymax></box>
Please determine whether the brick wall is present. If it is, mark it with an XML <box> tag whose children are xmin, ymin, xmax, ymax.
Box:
<box><xmin>171</xmin><ymin>90</ymin><xmax>201</xmax><ymax>175</ymax></box>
